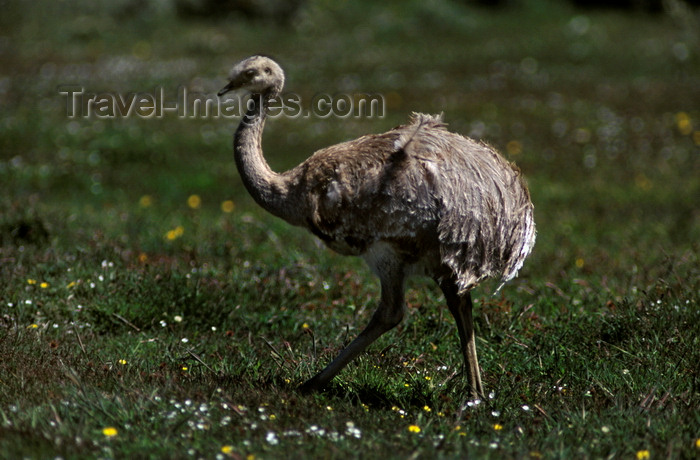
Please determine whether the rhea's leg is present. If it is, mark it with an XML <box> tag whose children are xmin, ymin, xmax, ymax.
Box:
<box><xmin>439</xmin><ymin>278</ymin><xmax>484</xmax><ymax>399</ymax></box>
<box><xmin>299</xmin><ymin>263</ymin><xmax>406</xmax><ymax>393</ymax></box>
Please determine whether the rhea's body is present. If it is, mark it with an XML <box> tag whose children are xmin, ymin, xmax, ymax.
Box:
<box><xmin>219</xmin><ymin>56</ymin><xmax>535</xmax><ymax>397</ymax></box>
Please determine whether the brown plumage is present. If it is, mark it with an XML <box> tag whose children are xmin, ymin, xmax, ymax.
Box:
<box><xmin>218</xmin><ymin>56</ymin><xmax>536</xmax><ymax>398</ymax></box>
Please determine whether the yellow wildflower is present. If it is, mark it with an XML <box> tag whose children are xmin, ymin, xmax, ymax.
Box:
<box><xmin>67</xmin><ymin>281</ymin><xmax>77</xmax><ymax>289</ymax></box>
<box><xmin>165</xmin><ymin>226</ymin><xmax>184</xmax><ymax>241</ymax></box>
<box><xmin>187</xmin><ymin>194</ymin><xmax>201</xmax><ymax>209</ymax></box>
<box><xmin>221</xmin><ymin>445</ymin><xmax>234</xmax><ymax>454</ymax></box>
<box><xmin>28</xmin><ymin>324</ymin><xmax>39</xmax><ymax>329</ymax></box>
<box><xmin>507</xmin><ymin>140</ymin><xmax>523</xmax><ymax>155</ymax></box>
<box><xmin>139</xmin><ymin>195</ymin><xmax>153</xmax><ymax>208</ymax></box>
<box><xmin>676</xmin><ymin>112</ymin><xmax>692</xmax><ymax>135</ymax></box>
<box><xmin>408</xmin><ymin>425</ymin><xmax>421</xmax><ymax>433</ymax></box>
<box><xmin>221</xmin><ymin>200</ymin><xmax>235</xmax><ymax>213</ymax></box>
<box><xmin>635</xmin><ymin>173</ymin><xmax>652</xmax><ymax>191</ymax></box>
<box><xmin>423</xmin><ymin>405</ymin><xmax>431</xmax><ymax>413</ymax></box>
<box><xmin>636</xmin><ymin>450</ymin><xmax>650</xmax><ymax>460</ymax></box>
<box><xmin>118</xmin><ymin>359</ymin><xmax>127</xmax><ymax>365</ymax></box>
<box><xmin>494</xmin><ymin>423</ymin><xmax>503</xmax><ymax>431</ymax></box>
<box><xmin>40</xmin><ymin>282</ymin><xmax>49</xmax><ymax>289</ymax></box>
<box><xmin>102</xmin><ymin>427</ymin><xmax>118</xmax><ymax>437</ymax></box>
<box><xmin>27</xmin><ymin>279</ymin><xmax>36</xmax><ymax>285</ymax></box>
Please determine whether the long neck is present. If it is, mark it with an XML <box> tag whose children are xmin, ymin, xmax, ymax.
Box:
<box><xmin>234</xmin><ymin>93</ymin><xmax>296</xmax><ymax>222</ymax></box>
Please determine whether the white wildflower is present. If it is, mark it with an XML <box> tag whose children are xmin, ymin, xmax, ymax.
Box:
<box><xmin>265</xmin><ymin>431</ymin><xmax>279</xmax><ymax>445</ymax></box>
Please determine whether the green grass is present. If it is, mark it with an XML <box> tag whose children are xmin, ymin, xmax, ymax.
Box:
<box><xmin>1</xmin><ymin>0</ymin><xmax>699</xmax><ymax>458</ymax></box>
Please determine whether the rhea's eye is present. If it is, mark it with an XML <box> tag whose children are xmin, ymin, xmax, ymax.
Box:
<box><xmin>245</xmin><ymin>69</ymin><xmax>256</xmax><ymax>78</ymax></box>
<box><xmin>264</xmin><ymin>67</ymin><xmax>272</xmax><ymax>75</ymax></box>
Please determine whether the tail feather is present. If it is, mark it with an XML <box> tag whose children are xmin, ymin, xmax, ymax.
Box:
<box><xmin>393</xmin><ymin>112</ymin><xmax>446</xmax><ymax>153</ymax></box>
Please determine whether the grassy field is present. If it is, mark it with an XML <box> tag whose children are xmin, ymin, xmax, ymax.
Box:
<box><xmin>1</xmin><ymin>0</ymin><xmax>699</xmax><ymax>458</ymax></box>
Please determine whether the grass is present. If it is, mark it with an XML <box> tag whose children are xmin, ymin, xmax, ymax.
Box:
<box><xmin>1</xmin><ymin>0</ymin><xmax>699</xmax><ymax>458</ymax></box>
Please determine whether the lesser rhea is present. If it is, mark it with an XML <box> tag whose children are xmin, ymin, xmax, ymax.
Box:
<box><xmin>218</xmin><ymin>56</ymin><xmax>536</xmax><ymax>398</ymax></box>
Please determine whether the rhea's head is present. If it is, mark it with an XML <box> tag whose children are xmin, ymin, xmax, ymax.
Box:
<box><xmin>218</xmin><ymin>55</ymin><xmax>284</xmax><ymax>98</ymax></box>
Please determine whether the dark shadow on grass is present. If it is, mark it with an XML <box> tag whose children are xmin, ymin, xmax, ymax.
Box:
<box><xmin>294</xmin><ymin>378</ymin><xmax>440</xmax><ymax>412</ymax></box>
<box><xmin>0</xmin><ymin>217</ymin><xmax>49</xmax><ymax>246</ymax></box>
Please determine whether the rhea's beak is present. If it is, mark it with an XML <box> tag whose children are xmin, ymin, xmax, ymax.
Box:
<box><xmin>218</xmin><ymin>81</ymin><xmax>236</xmax><ymax>97</ymax></box>
<box><xmin>216</xmin><ymin>79</ymin><xmax>241</xmax><ymax>97</ymax></box>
